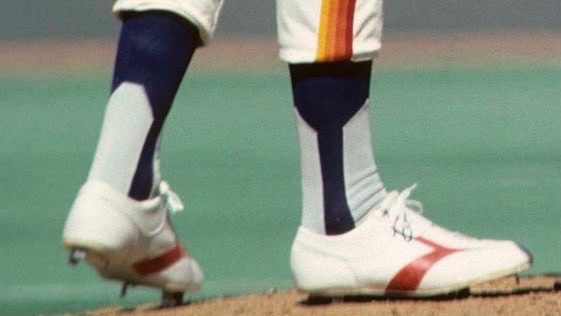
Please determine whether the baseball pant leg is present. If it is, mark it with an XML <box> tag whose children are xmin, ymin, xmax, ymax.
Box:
<box><xmin>277</xmin><ymin>0</ymin><xmax>383</xmax><ymax>63</ymax></box>
<box><xmin>113</xmin><ymin>0</ymin><xmax>225</xmax><ymax>44</ymax></box>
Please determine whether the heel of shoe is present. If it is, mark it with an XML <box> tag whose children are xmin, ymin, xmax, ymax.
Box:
<box><xmin>63</xmin><ymin>184</ymin><xmax>138</xmax><ymax>251</ymax></box>
<box><xmin>290</xmin><ymin>236</ymin><xmax>357</xmax><ymax>293</ymax></box>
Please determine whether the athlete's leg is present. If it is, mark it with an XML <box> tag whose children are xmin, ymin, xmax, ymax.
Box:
<box><xmin>290</xmin><ymin>61</ymin><xmax>386</xmax><ymax>235</ymax></box>
<box><xmin>64</xmin><ymin>1</ymin><xmax>224</xmax><ymax>306</ymax></box>
<box><xmin>87</xmin><ymin>11</ymin><xmax>200</xmax><ymax>200</ymax></box>
<box><xmin>279</xmin><ymin>0</ymin><xmax>385</xmax><ymax>235</ymax></box>
<box><xmin>88</xmin><ymin>0</ymin><xmax>224</xmax><ymax>198</ymax></box>
<box><xmin>278</xmin><ymin>0</ymin><xmax>531</xmax><ymax>296</ymax></box>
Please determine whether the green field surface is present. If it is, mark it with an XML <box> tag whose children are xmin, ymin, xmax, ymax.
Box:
<box><xmin>1</xmin><ymin>65</ymin><xmax>561</xmax><ymax>315</ymax></box>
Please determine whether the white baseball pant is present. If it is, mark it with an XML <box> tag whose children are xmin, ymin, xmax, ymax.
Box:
<box><xmin>113</xmin><ymin>0</ymin><xmax>383</xmax><ymax>63</ymax></box>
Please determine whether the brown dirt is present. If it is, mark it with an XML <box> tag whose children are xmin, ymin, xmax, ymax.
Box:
<box><xmin>3</xmin><ymin>31</ymin><xmax>561</xmax><ymax>76</ymax></box>
<box><xmin>60</xmin><ymin>276</ymin><xmax>561</xmax><ymax>316</ymax></box>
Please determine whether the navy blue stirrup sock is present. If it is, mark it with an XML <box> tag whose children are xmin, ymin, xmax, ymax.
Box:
<box><xmin>290</xmin><ymin>61</ymin><xmax>372</xmax><ymax>235</ymax></box>
<box><xmin>113</xmin><ymin>12</ymin><xmax>201</xmax><ymax>200</ymax></box>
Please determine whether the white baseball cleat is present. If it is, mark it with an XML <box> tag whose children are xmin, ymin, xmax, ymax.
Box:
<box><xmin>291</xmin><ymin>184</ymin><xmax>532</xmax><ymax>298</ymax></box>
<box><xmin>63</xmin><ymin>180</ymin><xmax>203</xmax><ymax>307</ymax></box>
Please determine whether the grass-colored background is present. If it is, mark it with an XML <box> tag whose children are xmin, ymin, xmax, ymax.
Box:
<box><xmin>1</xmin><ymin>36</ymin><xmax>561</xmax><ymax>315</ymax></box>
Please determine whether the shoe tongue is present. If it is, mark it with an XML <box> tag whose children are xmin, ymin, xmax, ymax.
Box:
<box><xmin>385</xmin><ymin>192</ymin><xmax>433</xmax><ymax>237</ymax></box>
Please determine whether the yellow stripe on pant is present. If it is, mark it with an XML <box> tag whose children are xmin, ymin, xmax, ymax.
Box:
<box><xmin>316</xmin><ymin>0</ymin><xmax>356</xmax><ymax>62</ymax></box>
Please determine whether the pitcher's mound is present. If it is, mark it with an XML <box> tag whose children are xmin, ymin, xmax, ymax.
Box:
<box><xmin>62</xmin><ymin>275</ymin><xmax>561</xmax><ymax>315</ymax></box>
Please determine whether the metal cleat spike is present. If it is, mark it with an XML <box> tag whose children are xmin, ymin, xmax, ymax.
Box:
<box><xmin>161</xmin><ymin>290</ymin><xmax>184</xmax><ymax>308</ymax></box>
<box><xmin>69</xmin><ymin>248</ymin><xmax>87</xmax><ymax>265</ymax></box>
<box><xmin>120</xmin><ymin>282</ymin><xmax>130</xmax><ymax>298</ymax></box>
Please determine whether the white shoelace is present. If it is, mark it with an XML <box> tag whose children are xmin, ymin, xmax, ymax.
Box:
<box><xmin>159</xmin><ymin>181</ymin><xmax>185</xmax><ymax>214</ymax></box>
<box><xmin>383</xmin><ymin>184</ymin><xmax>424</xmax><ymax>241</ymax></box>
<box><xmin>385</xmin><ymin>184</ymin><xmax>476</xmax><ymax>243</ymax></box>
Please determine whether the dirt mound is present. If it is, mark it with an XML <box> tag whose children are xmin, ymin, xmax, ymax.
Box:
<box><xmin>61</xmin><ymin>276</ymin><xmax>561</xmax><ymax>316</ymax></box>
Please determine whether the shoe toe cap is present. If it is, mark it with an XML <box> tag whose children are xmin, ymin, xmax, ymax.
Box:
<box><xmin>420</xmin><ymin>242</ymin><xmax>531</xmax><ymax>291</ymax></box>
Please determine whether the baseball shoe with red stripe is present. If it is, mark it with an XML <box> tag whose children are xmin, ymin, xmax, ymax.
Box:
<box><xmin>290</xmin><ymin>184</ymin><xmax>532</xmax><ymax>298</ymax></box>
<box><xmin>62</xmin><ymin>180</ymin><xmax>203</xmax><ymax>306</ymax></box>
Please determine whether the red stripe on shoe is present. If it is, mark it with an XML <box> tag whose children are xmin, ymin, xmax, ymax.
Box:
<box><xmin>386</xmin><ymin>237</ymin><xmax>461</xmax><ymax>292</ymax></box>
<box><xmin>134</xmin><ymin>244</ymin><xmax>185</xmax><ymax>276</ymax></box>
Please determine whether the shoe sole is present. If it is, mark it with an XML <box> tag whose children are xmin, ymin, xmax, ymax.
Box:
<box><xmin>63</xmin><ymin>240</ymin><xmax>200</xmax><ymax>293</ymax></box>
<box><xmin>303</xmin><ymin>262</ymin><xmax>532</xmax><ymax>298</ymax></box>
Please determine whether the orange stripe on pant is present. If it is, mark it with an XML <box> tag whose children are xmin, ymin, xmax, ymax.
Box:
<box><xmin>316</xmin><ymin>0</ymin><xmax>356</xmax><ymax>62</ymax></box>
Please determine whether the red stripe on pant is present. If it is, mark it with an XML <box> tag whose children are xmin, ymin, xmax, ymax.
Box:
<box><xmin>386</xmin><ymin>237</ymin><xmax>461</xmax><ymax>292</ymax></box>
<box><xmin>134</xmin><ymin>244</ymin><xmax>185</xmax><ymax>276</ymax></box>
<box><xmin>342</xmin><ymin>0</ymin><xmax>356</xmax><ymax>59</ymax></box>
